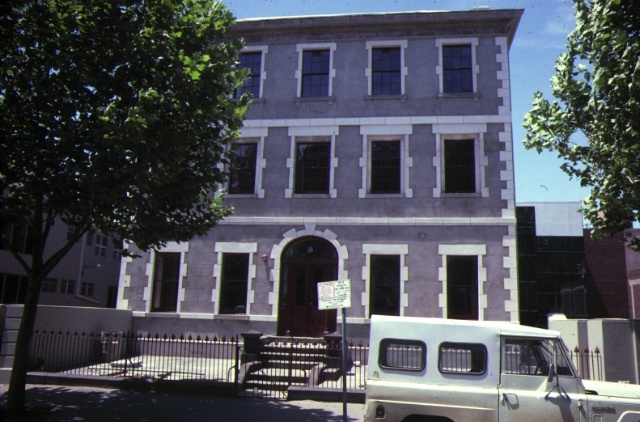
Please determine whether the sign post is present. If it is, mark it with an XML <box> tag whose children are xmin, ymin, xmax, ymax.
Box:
<box><xmin>317</xmin><ymin>279</ymin><xmax>351</xmax><ymax>422</ymax></box>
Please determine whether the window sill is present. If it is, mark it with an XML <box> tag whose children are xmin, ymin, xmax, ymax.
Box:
<box><xmin>437</xmin><ymin>92</ymin><xmax>480</xmax><ymax>101</ymax></box>
<box><xmin>441</xmin><ymin>192</ymin><xmax>481</xmax><ymax>198</ymax></box>
<box><xmin>226</xmin><ymin>193</ymin><xmax>258</xmax><ymax>198</ymax></box>
<box><xmin>294</xmin><ymin>96</ymin><xmax>335</xmax><ymax>105</ymax></box>
<box><xmin>365</xmin><ymin>94</ymin><xmax>408</xmax><ymax>103</ymax></box>
<box><xmin>364</xmin><ymin>193</ymin><xmax>405</xmax><ymax>198</ymax></box>
<box><xmin>292</xmin><ymin>193</ymin><xmax>332</xmax><ymax>198</ymax></box>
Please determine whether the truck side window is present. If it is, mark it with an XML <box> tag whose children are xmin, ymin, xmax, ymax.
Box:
<box><xmin>438</xmin><ymin>342</ymin><xmax>487</xmax><ymax>375</ymax></box>
<box><xmin>503</xmin><ymin>339</ymin><xmax>554</xmax><ymax>376</ymax></box>
<box><xmin>379</xmin><ymin>339</ymin><xmax>426</xmax><ymax>371</ymax></box>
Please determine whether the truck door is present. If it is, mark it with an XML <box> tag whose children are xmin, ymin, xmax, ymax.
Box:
<box><xmin>498</xmin><ymin>337</ymin><xmax>585</xmax><ymax>421</ymax></box>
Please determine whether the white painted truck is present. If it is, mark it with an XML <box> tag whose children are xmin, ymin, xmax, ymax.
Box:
<box><xmin>364</xmin><ymin>315</ymin><xmax>640</xmax><ymax>422</ymax></box>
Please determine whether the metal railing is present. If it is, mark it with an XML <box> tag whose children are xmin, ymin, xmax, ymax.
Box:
<box><xmin>28</xmin><ymin>330</ymin><xmax>239</xmax><ymax>382</ymax></box>
<box><xmin>570</xmin><ymin>346</ymin><xmax>603</xmax><ymax>381</ymax></box>
<box><xmin>28</xmin><ymin>329</ymin><xmax>368</xmax><ymax>398</ymax></box>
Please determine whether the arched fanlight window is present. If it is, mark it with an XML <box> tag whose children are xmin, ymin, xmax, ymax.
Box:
<box><xmin>283</xmin><ymin>237</ymin><xmax>337</xmax><ymax>260</ymax></box>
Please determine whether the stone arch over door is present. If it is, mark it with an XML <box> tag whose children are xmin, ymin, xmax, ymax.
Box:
<box><xmin>268</xmin><ymin>225</ymin><xmax>348</xmax><ymax>337</ymax></box>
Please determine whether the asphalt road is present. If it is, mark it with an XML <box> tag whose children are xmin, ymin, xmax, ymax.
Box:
<box><xmin>0</xmin><ymin>384</ymin><xmax>365</xmax><ymax>421</ymax></box>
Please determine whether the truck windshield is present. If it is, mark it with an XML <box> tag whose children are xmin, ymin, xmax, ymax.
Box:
<box><xmin>503</xmin><ymin>338</ymin><xmax>574</xmax><ymax>377</ymax></box>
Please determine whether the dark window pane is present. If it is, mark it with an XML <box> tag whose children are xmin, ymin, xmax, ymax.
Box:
<box><xmin>443</xmin><ymin>45</ymin><xmax>473</xmax><ymax>93</ymax></box>
<box><xmin>370</xmin><ymin>255</ymin><xmax>400</xmax><ymax>316</ymax></box>
<box><xmin>235</xmin><ymin>52</ymin><xmax>262</xmax><ymax>98</ymax></box>
<box><xmin>371</xmin><ymin>141</ymin><xmax>400</xmax><ymax>194</ymax></box>
<box><xmin>220</xmin><ymin>253</ymin><xmax>249</xmax><ymax>314</ymax></box>
<box><xmin>444</xmin><ymin>139</ymin><xmax>475</xmax><ymax>193</ymax></box>
<box><xmin>372</xmin><ymin>47</ymin><xmax>401</xmax><ymax>95</ymax></box>
<box><xmin>301</xmin><ymin>50</ymin><xmax>330</xmax><ymax>97</ymax></box>
<box><xmin>152</xmin><ymin>253</ymin><xmax>180</xmax><ymax>312</ymax></box>
<box><xmin>447</xmin><ymin>256</ymin><xmax>478</xmax><ymax>320</ymax></box>
<box><xmin>295</xmin><ymin>142</ymin><xmax>330</xmax><ymax>194</ymax></box>
<box><xmin>229</xmin><ymin>143</ymin><xmax>257</xmax><ymax>194</ymax></box>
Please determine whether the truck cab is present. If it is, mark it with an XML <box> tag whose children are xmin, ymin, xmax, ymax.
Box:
<box><xmin>364</xmin><ymin>315</ymin><xmax>640</xmax><ymax>422</ymax></box>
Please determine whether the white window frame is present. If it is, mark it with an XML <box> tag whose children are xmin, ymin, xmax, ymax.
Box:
<box><xmin>212</xmin><ymin>242</ymin><xmax>257</xmax><ymax>315</ymax></box>
<box><xmin>362</xmin><ymin>244</ymin><xmax>409</xmax><ymax>319</ymax></box>
<box><xmin>295</xmin><ymin>43</ymin><xmax>336</xmax><ymax>98</ymax></box>
<box><xmin>80</xmin><ymin>281</ymin><xmax>95</xmax><ymax>297</ymax></box>
<box><xmin>438</xmin><ymin>244</ymin><xmax>487</xmax><ymax>321</ymax></box>
<box><xmin>432</xmin><ymin>124</ymin><xmax>488</xmax><ymax>198</ymax></box>
<box><xmin>359</xmin><ymin>125</ymin><xmax>413</xmax><ymax>198</ymax></box>
<box><xmin>285</xmin><ymin>126</ymin><xmax>339</xmax><ymax>198</ymax></box>
<box><xmin>365</xmin><ymin>40</ymin><xmax>408</xmax><ymax>96</ymax></box>
<box><xmin>435</xmin><ymin>38</ymin><xmax>479</xmax><ymax>95</ymax></box>
<box><xmin>144</xmin><ymin>242</ymin><xmax>189</xmax><ymax>313</ymax></box>
<box><xmin>227</xmin><ymin>128</ymin><xmax>267</xmax><ymax>198</ymax></box>
<box><xmin>238</xmin><ymin>45</ymin><xmax>268</xmax><ymax>99</ymax></box>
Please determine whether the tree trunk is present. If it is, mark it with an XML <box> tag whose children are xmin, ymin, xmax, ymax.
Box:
<box><xmin>5</xmin><ymin>272</ymin><xmax>44</xmax><ymax>413</ymax></box>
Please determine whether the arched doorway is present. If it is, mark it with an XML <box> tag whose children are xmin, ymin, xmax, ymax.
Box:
<box><xmin>277</xmin><ymin>236</ymin><xmax>338</xmax><ymax>337</ymax></box>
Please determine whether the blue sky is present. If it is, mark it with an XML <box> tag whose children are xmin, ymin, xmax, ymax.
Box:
<box><xmin>224</xmin><ymin>0</ymin><xmax>588</xmax><ymax>204</ymax></box>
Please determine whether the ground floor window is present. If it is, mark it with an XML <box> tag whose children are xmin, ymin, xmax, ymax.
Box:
<box><xmin>219</xmin><ymin>253</ymin><xmax>250</xmax><ymax>314</ymax></box>
<box><xmin>447</xmin><ymin>255</ymin><xmax>478</xmax><ymax>320</ymax></box>
<box><xmin>370</xmin><ymin>255</ymin><xmax>400</xmax><ymax>317</ymax></box>
<box><xmin>151</xmin><ymin>252</ymin><xmax>181</xmax><ymax>312</ymax></box>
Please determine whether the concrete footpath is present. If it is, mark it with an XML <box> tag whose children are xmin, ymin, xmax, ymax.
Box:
<box><xmin>0</xmin><ymin>384</ymin><xmax>365</xmax><ymax>421</ymax></box>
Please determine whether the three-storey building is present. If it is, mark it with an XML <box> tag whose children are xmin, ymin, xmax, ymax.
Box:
<box><xmin>118</xmin><ymin>8</ymin><xmax>523</xmax><ymax>339</ymax></box>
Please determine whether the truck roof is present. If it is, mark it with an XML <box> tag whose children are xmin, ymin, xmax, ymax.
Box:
<box><xmin>371</xmin><ymin>315</ymin><xmax>560</xmax><ymax>339</ymax></box>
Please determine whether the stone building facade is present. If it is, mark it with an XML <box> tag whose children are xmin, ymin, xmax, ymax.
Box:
<box><xmin>117</xmin><ymin>8</ymin><xmax>524</xmax><ymax>339</ymax></box>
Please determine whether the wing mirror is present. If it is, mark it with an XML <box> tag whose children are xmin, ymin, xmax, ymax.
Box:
<box><xmin>547</xmin><ymin>363</ymin><xmax>556</xmax><ymax>383</ymax></box>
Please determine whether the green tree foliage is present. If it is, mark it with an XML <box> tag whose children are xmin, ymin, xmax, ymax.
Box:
<box><xmin>0</xmin><ymin>0</ymin><xmax>247</xmax><ymax>412</ymax></box>
<box><xmin>523</xmin><ymin>0</ymin><xmax>640</xmax><ymax>250</ymax></box>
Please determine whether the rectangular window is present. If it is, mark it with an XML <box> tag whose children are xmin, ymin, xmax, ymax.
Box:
<box><xmin>503</xmin><ymin>338</ymin><xmax>573</xmax><ymax>377</ymax></box>
<box><xmin>447</xmin><ymin>256</ymin><xmax>478</xmax><ymax>320</ymax></box>
<box><xmin>301</xmin><ymin>50</ymin><xmax>330</xmax><ymax>97</ymax></box>
<box><xmin>85</xmin><ymin>233</ymin><xmax>93</xmax><ymax>246</ymax></box>
<box><xmin>1</xmin><ymin>222</ymin><xmax>33</xmax><ymax>255</ymax></box>
<box><xmin>229</xmin><ymin>143</ymin><xmax>257</xmax><ymax>194</ymax></box>
<box><xmin>372</xmin><ymin>47</ymin><xmax>401</xmax><ymax>95</ymax></box>
<box><xmin>106</xmin><ymin>285</ymin><xmax>118</xmax><ymax>308</ymax></box>
<box><xmin>95</xmin><ymin>234</ymin><xmax>107</xmax><ymax>257</ymax></box>
<box><xmin>0</xmin><ymin>273</ymin><xmax>29</xmax><ymax>304</ymax></box>
<box><xmin>42</xmin><ymin>278</ymin><xmax>57</xmax><ymax>293</ymax></box>
<box><xmin>60</xmin><ymin>279</ymin><xmax>75</xmax><ymax>294</ymax></box>
<box><xmin>444</xmin><ymin>139</ymin><xmax>476</xmax><ymax>193</ymax></box>
<box><xmin>80</xmin><ymin>281</ymin><xmax>95</xmax><ymax>297</ymax></box>
<box><xmin>295</xmin><ymin>142</ymin><xmax>330</xmax><ymax>194</ymax></box>
<box><xmin>235</xmin><ymin>52</ymin><xmax>262</xmax><ymax>98</ymax></box>
<box><xmin>370</xmin><ymin>255</ymin><xmax>400</xmax><ymax>317</ymax></box>
<box><xmin>219</xmin><ymin>253</ymin><xmax>249</xmax><ymax>314</ymax></box>
<box><xmin>439</xmin><ymin>342</ymin><xmax>487</xmax><ymax>375</ymax></box>
<box><xmin>443</xmin><ymin>45</ymin><xmax>473</xmax><ymax>93</ymax></box>
<box><xmin>371</xmin><ymin>141</ymin><xmax>400</xmax><ymax>194</ymax></box>
<box><xmin>379</xmin><ymin>339</ymin><xmax>426</xmax><ymax>371</ymax></box>
<box><xmin>151</xmin><ymin>252</ymin><xmax>180</xmax><ymax>312</ymax></box>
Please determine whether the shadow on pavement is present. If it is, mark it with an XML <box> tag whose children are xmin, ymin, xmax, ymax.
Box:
<box><xmin>0</xmin><ymin>385</ymin><xmax>363</xmax><ymax>422</ymax></box>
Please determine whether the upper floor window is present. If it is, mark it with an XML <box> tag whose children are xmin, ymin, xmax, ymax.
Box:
<box><xmin>366</xmin><ymin>40</ymin><xmax>407</xmax><ymax>97</ymax></box>
<box><xmin>444</xmin><ymin>139</ymin><xmax>476</xmax><ymax>194</ymax></box>
<box><xmin>60</xmin><ymin>279</ymin><xmax>75</xmax><ymax>294</ymax></box>
<box><xmin>229</xmin><ymin>142</ymin><xmax>257</xmax><ymax>195</ymax></box>
<box><xmin>235</xmin><ymin>51</ymin><xmax>262</xmax><ymax>98</ymax></box>
<box><xmin>436</xmin><ymin>38</ymin><xmax>478</xmax><ymax>95</ymax></box>
<box><xmin>302</xmin><ymin>50</ymin><xmax>330</xmax><ymax>97</ymax></box>
<box><xmin>371</xmin><ymin>141</ymin><xmax>400</xmax><ymax>194</ymax></box>
<box><xmin>295</xmin><ymin>43</ymin><xmax>336</xmax><ymax>98</ymax></box>
<box><xmin>443</xmin><ymin>45</ymin><xmax>473</xmax><ymax>93</ymax></box>
<box><xmin>372</xmin><ymin>47</ymin><xmax>401</xmax><ymax>95</ymax></box>
<box><xmin>295</xmin><ymin>142</ymin><xmax>330</xmax><ymax>194</ymax></box>
<box><xmin>42</xmin><ymin>278</ymin><xmax>57</xmax><ymax>293</ymax></box>
<box><xmin>95</xmin><ymin>234</ymin><xmax>108</xmax><ymax>257</ymax></box>
<box><xmin>1</xmin><ymin>221</ymin><xmax>33</xmax><ymax>255</ymax></box>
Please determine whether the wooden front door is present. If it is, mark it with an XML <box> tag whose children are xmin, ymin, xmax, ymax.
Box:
<box><xmin>284</xmin><ymin>264</ymin><xmax>337</xmax><ymax>337</ymax></box>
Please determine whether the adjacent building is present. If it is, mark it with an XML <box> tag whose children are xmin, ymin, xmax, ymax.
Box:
<box><xmin>1</xmin><ymin>221</ymin><xmax>120</xmax><ymax>308</ymax></box>
<box><xmin>118</xmin><ymin>8</ymin><xmax>524</xmax><ymax>339</ymax></box>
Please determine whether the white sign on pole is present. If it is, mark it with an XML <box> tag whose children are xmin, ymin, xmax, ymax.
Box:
<box><xmin>317</xmin><ymin>279</ymin><xmax>351</xmax><ymax>310</ymax></box>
